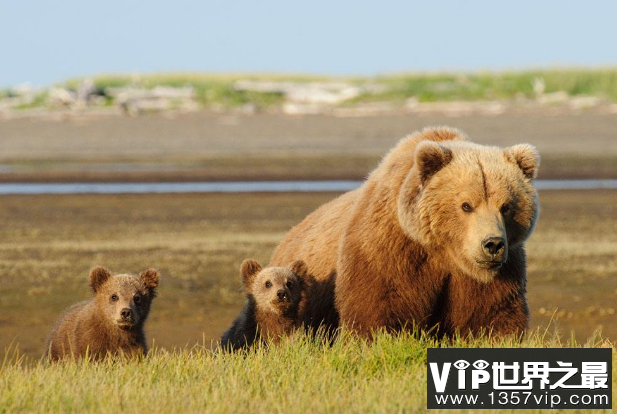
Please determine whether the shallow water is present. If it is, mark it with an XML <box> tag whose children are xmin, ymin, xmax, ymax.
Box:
<box><xmin>0</xmin><ymin>179</ymin><xmax>616</xmax><ymax>195</ymax></box>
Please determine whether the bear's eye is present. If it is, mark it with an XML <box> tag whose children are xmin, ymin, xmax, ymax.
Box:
<box><xmin>134</xmin><ymin>295</ymin><xmax>141</xmax><ymax>304</ymax></box>
<box><xmin>461</xmin><ymin>202</ymin><xmax>474</xmax><ymax>213</ymax></box>
<box><xmin>265</xmin><ymin>281</ymin><xmax>272</xmax><ymax>288</ymax></box>
<box><xmin>286</xmin><ymin>281</ymin><xmax>293</xmax><ymax>289</ymax></box>
<box><xmin>110</xmin><ymin>294</ymin><xmax>119</xmax><ymax>302</ymax></box>
<box><xmin>500</xmin><ymin>204</ymin><xmax>511</xmax><ymax>215</ymax></box>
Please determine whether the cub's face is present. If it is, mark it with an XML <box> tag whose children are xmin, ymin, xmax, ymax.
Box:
<box><xmin>240</xmin><ymin>259</ymin><xmax>308</xmax><ymax>314</ymax></box>
<box><xmin>90</xmin><ymin>267</ymin><xmax>159</xmax><ymax>329</ymax></box>
<box><xmin>398</xmin><ymin>140</ymin><xmax>539</xmax><ymax>283</ymax></box>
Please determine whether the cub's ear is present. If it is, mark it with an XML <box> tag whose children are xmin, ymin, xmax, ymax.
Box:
<box><xmin>504</xmin><ymin>144</ymin><xmax>540</xmax><ymax>180</ymax></box>
<box><xmin>139</xmin><ymin>269</ymin><xmax>160</xmax><ymax>291</ymax></box>
<box><xmin>289</xmin><ymin>260</ymin><xmax>308</xmax><ymax>280</ymax></box>
<box><xmin>89</xmin><ymin>266</ymin><xmax>111</xmax><ymax>293</ymax></box>
<box><xmin>240</xmin><ymin>259</ymin><xmax>262</xmax><ymax>290</ymax></box>
<box><xmin>415</xmin><ymin>141</ymin><xmax>453</xmax><ymax>185</ymax></box>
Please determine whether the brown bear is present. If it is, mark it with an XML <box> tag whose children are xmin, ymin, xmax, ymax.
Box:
<box><xmin>46</xmin><ymin>267</ymin><xmax>160</xmax><ymax>360</ymax></box>
<box><xmin>221</xmin><ymin>259</ymin><xmax>310</xmax><ymax>350</ymax></box>
<box><xmin>269</xmin><ymin>126</ymin><xmax>539</xmax><ymax>338</ymax></box>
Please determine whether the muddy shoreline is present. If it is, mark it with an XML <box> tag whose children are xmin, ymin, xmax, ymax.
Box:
<box><xmin>1</xmin><ymin>110</ymin><xmax>616</xmax><ymax>182</ymax></box>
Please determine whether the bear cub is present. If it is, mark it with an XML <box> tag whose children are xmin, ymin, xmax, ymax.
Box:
<box><xmin>221</xmin><ymin>259</ymin><xmax>309</xmax><ymax>350</ymax></box>
<box><xmin>46</xmin><ymin>266</ymin><xmax>160</xmax><ymax>361</ymax></box>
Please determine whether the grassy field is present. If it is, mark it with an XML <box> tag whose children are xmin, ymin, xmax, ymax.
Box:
<box><xmin>0</xmin><ymin>190</ymin><xmax>615</xmax><ymax>413</ymax></box>
<box><xmin>0</xmin><ymin>190</ymin><xmax>616</xmax><ymax>359</ymax></box>
<box><xmin>0</xmin><ymin>331</ymin><xmax>615</xmax><ymax>414</ymax></box>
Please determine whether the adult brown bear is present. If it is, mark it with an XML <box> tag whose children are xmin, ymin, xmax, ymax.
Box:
<box><xmin>269</xmin><ymin>127</ymin><xmax>539</xmax><ymax>338</ymax></box>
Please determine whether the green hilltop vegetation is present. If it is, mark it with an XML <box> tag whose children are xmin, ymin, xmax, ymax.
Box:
<box><xmin>1</xmin><ymin>330</ymin><xmax>615</xmax><ymax>414</ymax></box>
<box><xmin>63</xmin><ymin>73</ymin><xmax>334</xmax><ymax>108</ymax></box>
<box><xmin>360</xmin><ymin>69</ymin><xmax>617</xmax><ymax>102</ymax></box>
<box><xmin>3</xmin><ymin>69</ymin><xmax>617</xmax><ymax>111</ymax></box>
<box><xmin>78</xmin><ymin>69</ymin><xmax>617</xmax><ymax>104</ymax></box>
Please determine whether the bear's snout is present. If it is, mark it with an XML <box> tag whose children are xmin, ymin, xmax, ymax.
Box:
<box><xmin>480</xmin><ymin>236</ymin><xmax>507</xmax><ymax>264</ymax></box>
<box><xmin>120</xmin><ymin>308</ymin><xmax>134</xmax><ymax>321</ymax></box>
<box><xmin>276</xmin><ymin>289</ymin><xmax>289</xmax><ymax>301</ymax></box>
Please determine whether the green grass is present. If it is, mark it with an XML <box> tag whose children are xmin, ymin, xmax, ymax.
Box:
<box><xmin>0</xmin><ymin>191</ymin><xmax>615</xmax><ymax>413</ymax></box>
<box><xmin>0</xmin><ymin>189</ymin><xmax>615</xmax><ymax>412</ymax></box>
<box><xmin>14</xmin><ymin>91</ymin><xmax>49</xmax><ymax>110</ymax></box>
<box><xmin>1</xmin><ymin>330</ymin><xmax>615</xmax><ymax>414</ymax></box>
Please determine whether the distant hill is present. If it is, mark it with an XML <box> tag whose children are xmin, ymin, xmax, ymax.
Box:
<box><xmin>2</xmin><ymin>69</ymin><xmax>617</xmax><ymax>116</ymax></box>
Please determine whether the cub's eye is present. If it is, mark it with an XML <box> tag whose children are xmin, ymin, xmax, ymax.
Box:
<box><xmin>110</xmin><ymin>294</ymin><xmax>119</xmax><ymax>302</ymax></box>
<box><xmin>265</xmin><ymin>281</ymin><xmax>272</xmax><ymax>288</ymax></box>
<box><xmin>134</xmin><ymin>295</ymin><xmax>141</xmax><ymax>304</ymax></box>
<box><xmin>500</xmin><ymin>204</ymin><xmax>511</xmax><ymax>215</ymax></box>
<box><xmin>286</xmin><ymin>281</ymin><xmax>293</xmax><ymax>289</ymax></box>
<box><xmin>461</xmin><ymin>202</ymin><xmax>473</xmax><ymax>213</ymax></box>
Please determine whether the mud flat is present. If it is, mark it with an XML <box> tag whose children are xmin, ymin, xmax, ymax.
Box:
<box><xmin>0</xmin><ymin>110</ymin><xmax>616</xmax><ymax>181</ymax></box>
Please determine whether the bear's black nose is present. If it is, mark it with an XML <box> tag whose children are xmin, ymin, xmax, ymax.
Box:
<box><xmin>482</xmin><ymin>236</ymin><xmax>506</xmax><ymax>259</ymax></box>
<box><xmin>120</xmin><ymin>308</ymin><xmax>133</xmax><ymax>320</ymax></box>
<box><xmin>277</xmin><ymin>289</ymin><xmax>288</xmax><ymax>300</ymax></box>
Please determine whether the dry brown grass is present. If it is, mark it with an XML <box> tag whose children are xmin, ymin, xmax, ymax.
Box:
<box><xmin>0</xmin><ymin>190</ymin><xmax>616</xmax><ymax>358</ymax></box>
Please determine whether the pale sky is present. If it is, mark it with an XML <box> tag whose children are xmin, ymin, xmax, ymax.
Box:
<box><xmin>1</xmin><ymin>0</ymin><xmax>616</xmax><ymax>87</ymax></box>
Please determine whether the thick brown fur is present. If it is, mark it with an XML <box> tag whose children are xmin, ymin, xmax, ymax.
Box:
<box><xmin>270</xmin><ymin>127</ymin><xmax>539</xmax><ymax>338</ymax></box>
<box><xmin>45</xmin><ymin>267</ymin><xmax>160</xmax><ymax>361</ymax></box>
<box><xmin>221</xmin><ymin>260</ymin><xmax>310</xmax><ymax>350</ymax></box>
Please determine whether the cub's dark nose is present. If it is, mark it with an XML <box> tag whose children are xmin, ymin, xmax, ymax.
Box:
<box><xmin>120</xmin><ymin>308</ymin><xmax>133</xmax><ymax>320</ymax></box>
<box><xmin>277</xmin><ymin>289</ymin><xmax>288</xmax><ymax>300</ymax></box>
<box><xmin>482</xmin><ymin>236</ymin><xmax>506</xmax><ymax>259</ymax></box>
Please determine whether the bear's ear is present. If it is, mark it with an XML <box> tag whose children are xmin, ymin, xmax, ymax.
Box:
<box><xmin>89</xmin><ymin>266</ymin><xmax>111</xmax><ymax>293</ymax></box>
<box><xmin>240</xmin><ymin>259</ymin><xmax>262</xmax><ymax>290</ymax></box>
<box><xmin>504</xmin><ymin>144</ymin><xmax>540</xmax><ymax>180</ymax></box>
<box><xmin>139</xmin><ymin>269</ymin><xmax>160</xmax><ymax>291</ymax></box>
<box><xmin>415</xmin><ymin>141</ymin><xmax>453</xmax><ymax>185</ymax></box>
<box><xmin>289</xmin><ymin>260</ymin><xmax>308</xmax><ymax>280</ymax></box>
